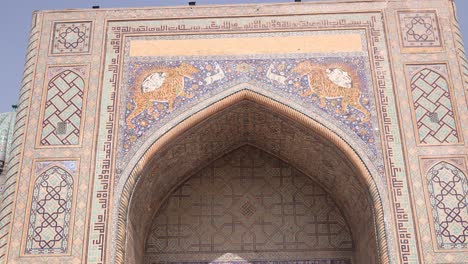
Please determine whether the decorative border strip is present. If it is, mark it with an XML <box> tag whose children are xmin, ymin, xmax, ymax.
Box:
<box><xmin>449</xmin><ymin>1</ymin><xmax>468</xmax><ymax>106</ymax></box>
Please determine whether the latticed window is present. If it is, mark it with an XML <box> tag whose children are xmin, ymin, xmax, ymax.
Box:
<box><xmin>25</xmin><ymin>166</ymin><xmax>74</xmax><ymax>254</ymax></box>
<box><xmin>410</xmin><ymin>68</ymin><xmax>459</xmax><ymax>144</ymax></box>
<box><xmin>427</xmin><ymin>161</ymin><xmax>468</xmax><ymax>249</ymax></box>
<box><xmin>40</xmin><ymin>70</ymin><xmax>85</xmax><ymax>146</ymax></box>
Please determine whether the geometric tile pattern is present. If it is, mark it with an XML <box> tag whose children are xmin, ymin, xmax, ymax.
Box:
<box><xmin>164</xmin><ymin>261</ymin><xmax>351</xmax><ymax>264</ymax></box>
<box><xmin>25</xmin><ymin>161</ymin><xmax>76</xmax><ymax>255</ymax></box>
<box><xmin>0</xmin><ymin>111</ymin><xmax>16</xmax><ymax>194</ymax></box>
<box><xmin>409</xmin><ymin>66</ymin><xmax>460</xmax><ymax>144</ymax></box>
<box><xmin>51</xmin><ymin>21</ymin><xmax>92</xmax><ymax>55</ymax></box>
<box><xmin>39</xmin><ymin>67</ymin><xmax>87</xmax><ymax>146</ymax></box>
<box><xmin>426</xmin><ymin>161</ymin><xmax>468</xmax><ymax>250</ymax></box>
<box><xmin>0</xmin><ymin>15</ymin><xmax>41</xmax><ymax>261</ymax></box>
<box><xmin>0</xmin><ymin>112</ymin><xmax>15</xmax><ymax>175</ymax></box>
<box><xmin>145</xmin><ymin>146</ymin><xmax>354</xmax><ymax>263</ymax></box>
<box><xmin>398</xmin><ymin>11</ymin><xmax>442</xmax><ymax>48</ymax></box>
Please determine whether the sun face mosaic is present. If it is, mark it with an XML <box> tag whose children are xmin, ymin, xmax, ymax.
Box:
<box><xmin>118</xmin><ymin>56</ymin><xmax>379</xmax><ymax>170</ymax></box>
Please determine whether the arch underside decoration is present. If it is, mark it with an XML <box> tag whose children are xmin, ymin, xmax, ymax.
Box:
<box><xmin>146</xmin><ymin>145</ymin><xmax>355</xmax><ymax>263</ymax></box>
<box><xmin>86</xmin><ymin>11</ymin><xmax>421</xmax><ymax>264</ymax></box>
<box><xmin>119</xmin><ymin>99</ymin><xmax>386</xmax><ymax>264</ymax></box>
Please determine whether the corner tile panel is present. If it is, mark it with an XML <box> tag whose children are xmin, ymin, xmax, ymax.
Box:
<box><xmin>398</xmin><ymin>11</ymin><xmax>442</xmax><ymax>49</ymax></box>
<box><xmin>50</xmin><ymin>21</ymin><xmax>92</xmax><ymax>55</ymax></box>
<box><xmin>0</xmin><ymin>11</ymin><xmax>42</xmax><ymax>261</ymax></box>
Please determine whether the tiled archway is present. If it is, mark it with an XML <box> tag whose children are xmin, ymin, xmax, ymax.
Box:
<box><xmin>145</xmin><ymin>145</ymin><xmax>355</xmax><ymax>263</ymax></box>
<box><xmin>115</xmin><ymin>91</ymin><xmax>389</xmax><ymax>264</ymax></box>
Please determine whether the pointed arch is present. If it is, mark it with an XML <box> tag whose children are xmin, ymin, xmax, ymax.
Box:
<box><xmin>25</xmin><ymin>166</ymin><xmax>74</xmax><ymax>254</ymax></box>
<box><xmin>112</xmin><ymin>89</ymin><xmax>391</xmax><ymax>264</ymax></box>
<box><xmin>426</xmin><ymin>161</ymin><xmax>468</xmax><ymax>249</ymax></box>
<box><xmin>408</xmin><ymin>66</ymin><xmax>461</xmax><ymax>144</ymax></box>
<box><xmin>39</xmin><ymin>69</ymin><xmax>86</xmax><ymax>146</ymax></box>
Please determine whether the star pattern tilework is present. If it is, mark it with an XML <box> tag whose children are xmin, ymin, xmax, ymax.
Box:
<box><xmin>399</xmin><ymin>11</ymin><xmax>442</xmax><ymax>48</ymax></box>
<box><xmin>51</xmin><ymin>22</ymin><xmax>92</xmax><ymax>55</ymax></box>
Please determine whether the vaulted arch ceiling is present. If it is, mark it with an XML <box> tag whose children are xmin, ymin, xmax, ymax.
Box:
<box><xmin>125</xmin><ymin>101</ymin><xmax>380</xmax><ymax>264</ymax></box>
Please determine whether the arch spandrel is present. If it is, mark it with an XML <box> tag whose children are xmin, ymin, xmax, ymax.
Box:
<box><xmin>112</xmin><ymin>94</ymin><xmax>392</xmax><ymax>264</ymax></box>
<box><xmin>115</xmin><ymin>83</ymin><xmax>386</xmax><ymax>198</ymax></box>
<box><xmin>116</xmin><ymin>55</ymin><xmax>384</xmax><ymax>184</ymax></box>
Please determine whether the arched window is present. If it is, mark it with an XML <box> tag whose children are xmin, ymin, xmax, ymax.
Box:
<box><xmin>427</xmin><ymin>161</ymin><xmax>468</xmax><ymax>249</ymax></box>
<box><xmin>25</xmin><ymin>166</ymin><xmax>74</xmax><ymax>254</ymax></box>
<box><xmin>40</xmin><ymin>70</ymin><xmax>85</xmax><ymax>146</ymax></box>
<box><xmin>409</xmin><ymin>68</ymin><xmax>460</xmax><ymax>144</ymax></box>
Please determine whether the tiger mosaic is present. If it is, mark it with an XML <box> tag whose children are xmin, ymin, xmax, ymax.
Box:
<box><xmin>126</xmin><ymin>63</ymin><xmax>199</xmax><ymax>129</ymax></box>
<box><xmin>120</xmin><ymin>57</ymin><xmax>379</xmax><ymax>173</ymax></box>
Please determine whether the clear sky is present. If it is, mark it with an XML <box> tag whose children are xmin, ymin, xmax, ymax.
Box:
<box><xmin>1</xmin><ymin>0</ymin><xmax>467</xmax><ymax>112</ymax></box>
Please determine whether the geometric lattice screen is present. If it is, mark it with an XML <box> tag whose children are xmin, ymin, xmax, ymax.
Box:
<box><xmin>51</xmin><ymin>21</ymin><xmax>92</xmax><ymax>55</ymax></box>
<box><xmin>409</xmin><ymin>67</ymin><xmax>460</xmax><ymax>144</ymax></box>
<box><xmin>25</xmin><ymin>166</ymin><xmax>74</xmax><ymax>254</ymax></box>
<box><xmin>40</xmin><ymin>69</ymin><xmax>85</xmax><ymax>146</ymax></box>
<box><xmin>426</xmin><ymin>161</ymin><xmax>468</xmax><ymax>250</ymax></box>
<box><xmin>145</xmin><ymin>146</ymin><xmax>354</xmax><ymax>263</ymax></box>
<box><xmin>398</xmin><ymin>11</ymin><xmax>442</xmax><ymax>48</ymax></box>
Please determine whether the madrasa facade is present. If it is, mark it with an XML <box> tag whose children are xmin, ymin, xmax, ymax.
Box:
<box><xmin>0</xmin><ymin>0</ymin><xmax>467</xmax><ymax>263</ymax></box>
